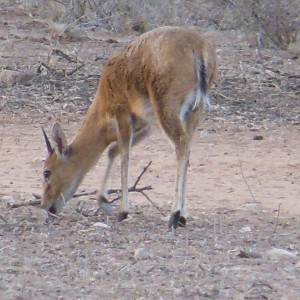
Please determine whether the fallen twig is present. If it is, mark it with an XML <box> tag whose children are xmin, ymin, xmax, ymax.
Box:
<box><xmin>51</xmin><ymin>0</ymin><xmax>66</xmax><ymax>7</ymax></box>
<box><xmin>132</xmin><ymin>161</ymin><xmax>152</xmax><ymax>189</ymax></box>
<box><xmin>72</xmin><ymin>190</ymin><xmax>97</xmax><ymax>198</ymax></box>
<box><xmin>94</xmin><ymin>54</ymin><xmax>106</xmax><ymax>61</ymax></box>
<box><xmin>38</xmin><ymin>61</ymin><xmax>85</xmax><ymax>77</ymax></box>
<box><xmin>0</xmin><ymin>214</ymin><xmax>8</xmax><ymax>223</ymax></box>
<box><xmin>215</xmin><ymin>92</ymin><xmax>235</xmax><ymax>102</ymax></box>
<box><xmin>66</xmin><ymin>63</ymin><xmax>85</xmax><ymax>76</ymax></box>
<box><xmin>109</xmin><ymin>184</ymin><xmax>153</xmax><ymax>204</ymax></box>
<box><xmin>9</xmin><ymin>199</ymin><xmax>41</xmax><ymax>208</ymax></box>
<box><xmin>52</xmin><ymin>49</ymin><xmax>83</xmax><ymax>63</ymax></box>
<box><xmin>246</xmin><ymin>282</ymin><xmax>274</xmax><ymax>295</ymax></box>
<box><xmin>268</xmin><ymin>203</ymin><xmax>282</xmax><ymax>245</ymax></box>
<box><xmin>273</xmin><ymin>203</ymin><xmax>282</xmax><ymax>234</ymax></box>
<box><xmin>108</xmin><ymin>161</ymin><xmax>153</xmax><ymax>203</ymax></box>
<box><xmin>38</xmin><ymin>61</ymin><xmax>59</xmax><ymax>75</ymax></box>
<box><xmin>236</xmin><ymin>149</ymin><xmax>257</xmax><ymax>203</ymax></box>
<box><xmin>141</xmin><ymin>191</ymin><xmax>166</xmax><ymax>217</ymax></box>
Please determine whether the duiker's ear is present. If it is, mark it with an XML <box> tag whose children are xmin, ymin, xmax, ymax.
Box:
<box><xmin>51</xmin><ymin>123</ymin><xmax>69</xmax><ymax>159</ymax></box>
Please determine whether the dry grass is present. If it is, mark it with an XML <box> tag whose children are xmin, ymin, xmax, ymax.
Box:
<box><xmin>19</xmin><ymin>0</ymin><xmax>299</xmax><ymax>49</ymax></box>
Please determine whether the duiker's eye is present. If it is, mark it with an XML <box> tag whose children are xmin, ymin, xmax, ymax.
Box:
<box><xmin>43</xmin><ymin>170</ymin><xmax>51</xmax><ymax>180</ymax></box>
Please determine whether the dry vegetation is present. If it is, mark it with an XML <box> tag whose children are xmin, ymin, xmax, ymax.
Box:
<box><xmin>1</xmin><ymin>0</ymin><xmax>300</xmax><ymax>299</ymax></box>
<box><xmin>19</xmin><ymin>0</ymin><xmax>299</xmax><ymax>49</ymax></box>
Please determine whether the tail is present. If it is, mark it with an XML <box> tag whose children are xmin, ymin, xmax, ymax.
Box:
<box><xmin>192</xmin><ymin>50</ymin><xmax>211</xmax><ymax>112</ymax></box>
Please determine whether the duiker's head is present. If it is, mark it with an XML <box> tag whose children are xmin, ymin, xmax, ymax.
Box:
<box><xmin>41</xmin><ymin>123</ymin><xmax>83</xmax><ymax>214</ymax></box>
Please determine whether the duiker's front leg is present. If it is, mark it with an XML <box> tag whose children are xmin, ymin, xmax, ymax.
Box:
<box><xmin>97</xmin><ymin>143</ymin><xmax>118</xmax><ymax>215</ymax></box>
<box><xmin>98</xmin><ymin>123</ymin><xmax>150</xmax><ymax>216</ymax></box>
<box><xmin>116</xmin><ymin>117</ymin><xmax>133</xmax><ymax>221</ymax></box>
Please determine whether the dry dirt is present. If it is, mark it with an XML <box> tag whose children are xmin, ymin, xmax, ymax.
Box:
<box><xmin>1</xmin><ymin>1</ymin><xmax>300</xmax><ymax>299</ymax></box>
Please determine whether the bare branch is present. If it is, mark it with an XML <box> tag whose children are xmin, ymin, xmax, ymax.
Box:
<box><xmin>273</xmin><ymin>203</ymin><xmax>282</xmax><ymax>234</ymax></box>
<box><xmin>0</xmin><ymin>214</ymin><xmax>8</xmax><ymax>223</ymax></box>
<box><xmin>132</xmin><ymin>161</ymin><xmax>152</xmax><ymax>189</ymax></box>
<box><xmin>72</xmin><ymin>190</ymin><xmax>97</xmax><ymax>198</ymax></box>
<box><xmin>268</xmin><ymin>203</ymin><xmax>282</xmax><ymax>245</ymax></box>
<box><xmin>52</xmin><ymin>49</ymin><xmax>83</xmax><ymax>63</ymax></box>
<box><xmin>236</xmin><ymin>149</ymin><xmax>257</xmax><ymax>203</ymax></box>
<box><xmin>38</xmin><ymin>61</ymin><xmax>59</xmax><ymax>75</ymax></box>
<box><xmin>51</xmin><ymin>0</ymin><xmax>67</xmax><ymax>7</ymax></box>
<box><xmin>66</xmin><ymin>63</ymin><xmax>85</xmax><ymax>76</ymax></box>
<box><xmin>9</xmin><ymin>199</ymin><xmax>41</xmax><ymax>208</ymax></box>
<box><xmin>141</xmin><ymin>191</ymin><xmax>166</xmax><ymax>217</ymax></box>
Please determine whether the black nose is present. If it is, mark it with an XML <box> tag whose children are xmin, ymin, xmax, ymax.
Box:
<box><xmin>49</xmin><ymin>205</ymin><xmax>57</xmax><ymax>214</ymax></box>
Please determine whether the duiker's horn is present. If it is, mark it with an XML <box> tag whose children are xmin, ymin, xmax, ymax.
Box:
<box><xmin>42</xmin><ymin>127</ymin><xmax>54</xmax><ymax>154</ymax></box>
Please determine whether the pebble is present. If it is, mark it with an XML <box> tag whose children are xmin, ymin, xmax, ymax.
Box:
<box><xmin>265</xmin><ymin>248</ymin><xmax>297</xmax><ymax>260</ymax></box>
<box><xmin>0</xmin><ymin>69</ymin><xmax>34</xmax><ymax>87</ymax></box>
<box><xmin>201</xmin><ymin>129</ymin><xmax>211</xmax><ymax>139</ymax></box>
<box><xmin>240</xmin><ymin>226</ymin><xmax>251</xmax><ymax>233</ymax></box>
<box><xmin>93</xmin><ymin>222</ymin><xmax>111</xmax><ymax>229</ymax></box>
<box><xmin>241</xmin><ymin>202</ymin><xmax>263</xmax><ymax>212</ymax></box>
<box><xmin>33</xmin><ymin>156</ymin><xmax>44</xmax><ymax>162</ymax></box>
<box><xmin>134</xmin><ymin>248</ymin><xmax>151</xmax><ymax>260</ymax></box>
<box><xmin>30</xmin><ymin>207</ymin><xmax>49</xmax><ymax>223</ymax></box>
<box><xmin>253</xmin><ymin>135</ymin><xmax>263</xmax><ymax>140</ymax></box>
<box><xmin>2</xmin><ymin>195</ymin><xmax>17</xmax><ymax>206</ymax></box>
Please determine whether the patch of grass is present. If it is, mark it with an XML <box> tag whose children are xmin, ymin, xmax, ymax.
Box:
<box><xmin>251</xmin><ymin>0</ymin><xmax>299</xmax><ymax>49</ymax></box>
<box><xmin>20</xmin><ymin>0</ymin><xmax>299</xmax><ymax>48</ymax></box>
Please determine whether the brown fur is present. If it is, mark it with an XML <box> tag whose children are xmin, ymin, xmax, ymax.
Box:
<box><xmin>41</xmin><ymin>26</ymin><xmax>217</xmax><ymax>227</ymax></box>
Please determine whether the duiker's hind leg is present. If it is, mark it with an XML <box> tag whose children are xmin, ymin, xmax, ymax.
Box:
<box><xmin>158</xmin><ymin>101</ymin><xmax>201</xmax><ymax>229</ymax></box>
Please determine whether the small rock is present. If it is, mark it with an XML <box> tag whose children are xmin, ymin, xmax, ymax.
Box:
<box><xmin>241</xmin><ymin>202</ymin><xmax>263</xmax><ymax>212</ymax></box>
<box><xmin>2</xmin><ymin>195</ymin><xmax>17</xmax><ymax>206</ymax></box>
<box><xmin>30</xmin><ymin>207</ymin><xmax>49</xmax><ymax>223</ymax></box>
<box><xmin>162</xmin><ymin>216</ymin><xmax>170</xmax><ymax>222</ymax></box>
<box><xmin>295</xmin><ymin>261</ymin><xmax>300</xmax><ymax>268</ymax></box>
<box><xmin>131</xmin><ymin>21</ymin><xmax>147</xmax><ymax>33</ymax></box>
<box><xmin>15</xmin><ymin>73</ymin><xmax>35</xmax><ymax>85</ymax></box>
<box><xmin>233</xmin><ymin>292</ymin><xmax>246</xmax><ymax>300</ymax></box>
<box><xmin>62</xmin><ymin>103</ymin><xmax>76</xmax><ymax>113</ymax></box>
<box><xmin>105</xmin><ymin>38</ymin><xmax>118</xmax><ymax>44</ymax></box>
<box><xmin>134</xmin><ymin>248</ymin><xmax>151</xmax><ymax>260</ymax></box>
<box><xmin>33</xmin><ymin>156</ymin><xmax>44</xmax><ymax>162</ymax></box>
<box><xmin>201</xmin><ymin>129</ymin><xmax>211</xmax><ymax>139</ymax></box>
<box><xmin>253</xmin><ymin>135</ymin><xmax>263</xmax><ymax>140</ymax></box>
<box><xmin>207</xmin><ymin>104</ymin><xmax>220</xmax><ymax>112</ymax></box>
<box><xmin>93</xmin><ymin>222</ymin><xmax>111</xmax><ymax>229</ymax></box>
<box><xmin>265</xmin><ymin>248</ymin><xmax>297</xmax><ymax>260</ymax></box>
<box><xmin>240</xmin><ymin>226</ymin><xmax>251</xmax><ymax>233</ymax></box>
<box><xmin>237</xmin><ymin>248</ymin><xmax>262</xmax><ymax>259</ymax></box>
<box><xmin>0</xmin><ymin>69</ymin><xmax>34</xmax><ymax>87</ymax></box>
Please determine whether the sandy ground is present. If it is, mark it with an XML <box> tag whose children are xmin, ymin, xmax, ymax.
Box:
<box><xmin>1</xmin><ymin>1</ymin><xmax>300</xmax><ymax>299</ymax></box>
<box><xmin>1</xmin><ymin>114</ymin><xmax>300</xmax><ymax>215</ymax></box>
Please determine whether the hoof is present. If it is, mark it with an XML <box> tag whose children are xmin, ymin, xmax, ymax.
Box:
<box><xmin>117</xmin><ymin>211</ymin><xmax>128</xmax><ymax>222</ymax></box>
<box><xmin>97</xmin><ymin>194</ymin><xmax>109</xmax><ymax>204</ymax></box>
<box><xmin>168</xmin><ymin>211</ymin><xmax>187</xmax><ymax>229</ymax></box>
<box><xmin>49</xmin><ymin>205</ymin><xmax>57</xmax><ymax>215</ymax></box>
<box><xmin>178</xmin><ymin>215</ymin><xmax>187</xmax><ymax>227</ymax></box>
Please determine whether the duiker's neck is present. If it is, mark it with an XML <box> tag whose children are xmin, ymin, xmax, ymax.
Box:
<box><xmin>68</xmin><ymin>99</ymin><xmax>116</xmax><ymax>173</ymax></box>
